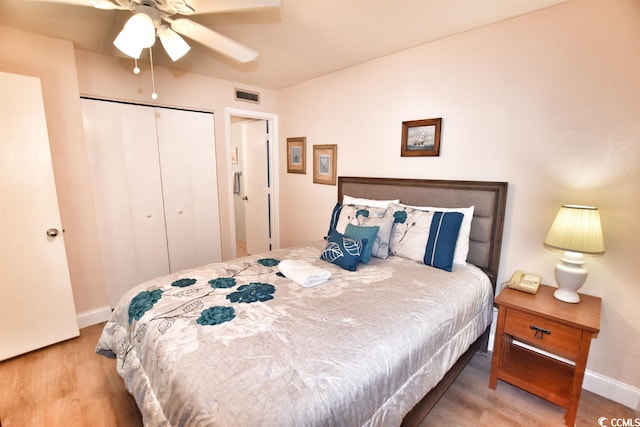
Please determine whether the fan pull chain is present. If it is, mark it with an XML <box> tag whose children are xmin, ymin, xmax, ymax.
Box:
<box><xmin>149</xmin><ymin>48</ymin><xmax>158</xmax><ymax>100</ymax></box>
<box><xmin>133</xmin><ymin>58</ymin><xmax>140</xmax><ymax>75</ymax></box>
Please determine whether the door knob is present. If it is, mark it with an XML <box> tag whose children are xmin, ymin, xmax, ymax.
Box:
<box><xmin>46</xmin><ymin>228</ymin><xmax>59</xmax><ymax>237</ymax></box>
<box><xmin>242</xmin><ymin>196</ymin><xmax>248</xmax><ymax>201</ymax></box>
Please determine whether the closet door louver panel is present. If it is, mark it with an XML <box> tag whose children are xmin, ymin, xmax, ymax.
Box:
<box><xmin>156</xmin><ymin>107</ymin><xmax>222</xmax><ymax>272</ymax></box>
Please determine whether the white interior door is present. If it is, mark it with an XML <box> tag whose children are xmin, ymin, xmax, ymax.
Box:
<box><xmin>0</xmin><ymin>72</ymin><xmax>79</xmax><ymax>360</ymax></box>
<box><xmin>242</xmin><ymin>120</ymin><xmax>271</xmax><ymax>254</ymax></box>
<box><xmin>82</xmin><ymin>99</ymin><xmax>169</xmax><ymax>307</ymax></box>
<box><xmin>156</xmin><ymin>107</ymin><xmax>222</xmax><ymax>271</ymax></box>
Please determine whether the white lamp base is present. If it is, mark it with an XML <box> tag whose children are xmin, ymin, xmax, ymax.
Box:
<box><xmin>553</xmin><ymin>251</ymin><xmax>587</xmax><ymax>304</ymax></box>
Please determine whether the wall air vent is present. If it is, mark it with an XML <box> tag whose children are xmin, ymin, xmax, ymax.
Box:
<box><xmin>235</xmin><ymin>88</ymin><xmax>260</xmax><ymax>104</ymax></box>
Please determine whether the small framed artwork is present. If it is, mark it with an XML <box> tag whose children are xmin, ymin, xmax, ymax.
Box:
<box><xmin>401</xmin><ymin>118</ymin><xmax>442</xmax><ymax>157</ymax></box>
<box><xmin>313</xmin><ymin>144</ymin><xmax>337</xmax><ymax>185</ymax></box>
<box><xmin>286</xmin><ymin>137</ymin><xmax>306</xmax><ymax>174</ymax></box>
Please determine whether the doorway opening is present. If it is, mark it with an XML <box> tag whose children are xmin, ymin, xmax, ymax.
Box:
<box><xmin>225</xmin><ymin>108</ymin><xmax>279</xmax><ymax>258</ymax></box>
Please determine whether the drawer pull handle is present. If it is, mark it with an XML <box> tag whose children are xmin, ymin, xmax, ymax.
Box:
<box><xmin>530</xmin><ymin>325</ymin><xmax>551</xmax><ymax>339</ymax></box>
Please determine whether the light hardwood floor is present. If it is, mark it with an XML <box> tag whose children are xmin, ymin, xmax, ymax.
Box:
<box><xmin>0</xmin><ymin>323</ymin><xmax>141</xmax><ymax>427</ymax></box>
<box><xmin>1</xmin><ymin>323</ymin><xmax>637</xmax><ymax>426</ymax></box>
<box><xmin>422</xmin><ymin>351</ymin><xmax>638</xmax><ymax>426</ymax></box>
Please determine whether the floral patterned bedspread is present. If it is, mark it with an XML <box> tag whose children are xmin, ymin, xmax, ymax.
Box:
<box><xmin>96</xmin><ymin>240</ymin><xmax>492</xmax><ymax>427</ymax></box>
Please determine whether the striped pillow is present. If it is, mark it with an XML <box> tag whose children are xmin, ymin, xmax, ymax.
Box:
<box><xmin>423</xmin><ymin>211</ymin><xmax>464</xmax><ymax>271</ymax></box>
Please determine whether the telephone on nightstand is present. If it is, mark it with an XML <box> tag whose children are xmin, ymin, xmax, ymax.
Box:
<box><xmin>507</xmin><ymin>270</ymin><xmax>541</xmax><ymax>294</ymax></box>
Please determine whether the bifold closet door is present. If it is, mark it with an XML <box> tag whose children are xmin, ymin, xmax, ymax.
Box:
<box><xmin>83</xmin><ymin>99</ymin><xmax>170</xmax><ymax>307</ymax></box>
<box><xmin>83</xmin><ymin>99</ymin><xmax>222</xmax><ymax>307</ymax></box>
<box><xmin>155</xmin><ymin>108</ymin><xmax>222</xmax><ymax>272</ymax></box>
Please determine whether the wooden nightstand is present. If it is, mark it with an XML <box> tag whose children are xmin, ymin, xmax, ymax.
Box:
<box><xmin>489</xmin><ymin>284</ymin><xmax>601</xmax><ymax>427</ymax></box>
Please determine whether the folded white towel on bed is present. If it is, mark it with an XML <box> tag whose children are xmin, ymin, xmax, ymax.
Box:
<box><xmin>278</xmin><ymin>259</ymin><xmax>331</xmax><ymax>288</ymax></box>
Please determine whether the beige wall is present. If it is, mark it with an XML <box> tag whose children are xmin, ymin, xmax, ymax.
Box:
<box><xmin>277</xmin><ymin>0</ymin><xmax>640</xmax><ymax>395</ymax></box>
<box><xmin>0</xmin><ymin>25</ymin><xmax>278</xmax><ymax>315</ymax></box>
<box><xmin>1</xmin><ymin>0</ymin><xmax>638</xmax><ymax>405</ymax></box>
<box><xmin>0</xmin><ymin>26</ymin><xmax>109</xmax><ymax>314</ymax></box>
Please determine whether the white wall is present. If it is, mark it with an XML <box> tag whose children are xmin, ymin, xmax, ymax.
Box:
<box><xmin>277</xmin><ymin>0</ymin><xmax>640</xmax><ymax>406</ymax></box>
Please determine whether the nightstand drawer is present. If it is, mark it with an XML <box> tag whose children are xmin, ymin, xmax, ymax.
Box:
<box><xmin>503</xmin><ymin>308</ymin><xmax>582</xmax><ymax>359</ymax></box>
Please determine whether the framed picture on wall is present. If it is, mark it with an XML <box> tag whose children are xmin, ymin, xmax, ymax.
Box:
<box><xmin>286</xmin><ymin>137</ymin><xmax>306</xmax><ymax>174</ymax></box>
<box><xmin>401</xmin><ymin>118</ymin><xmax>442</xmax><ymax>157</ymax></box>
<box><xmin>313</xmin><ymin>144</ymin><xmax>337</xmax><ymax>185</ymax></box>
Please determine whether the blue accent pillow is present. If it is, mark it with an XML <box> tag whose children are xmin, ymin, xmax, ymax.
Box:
<box><xmin>320</xmin><ymin>231</ymin><xmax>367</xmax><ymax>271</ymax></box>
<box><xmin>325</xmin><ymin>203</ymin><xmax>344</xmax><ymax>239</ymax></box>
<box><xmin>344</xmin><ymin>223</ymin><xmax>379</xmax><ymax>264</ymax></box>
<box><xmin>424</xmin><ymin>211</ymin><xmax>464</xmax><ymax>272</ymax></box>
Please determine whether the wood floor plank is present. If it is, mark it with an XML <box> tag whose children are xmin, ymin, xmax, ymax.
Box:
<box><xmin>422</xmin><ymin>352</ymin><xmax>638</xmax><ymax>427</ymax></box>
<box><xmin>0</xmin><ymin>324</ymin><xmax>636</xmax><ymax>426</ymax></box>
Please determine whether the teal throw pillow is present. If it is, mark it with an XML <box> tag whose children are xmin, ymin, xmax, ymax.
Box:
<box><xmin>325</xmin><ymin>203</ymin><xmax>344</xmax><ymax>239</ymax></box>
<box><xmin>320</xmin><ymin>231</ymin><xmax>367</xmax><ymax>271</ymax></box>
<box><xmin>344</xmin><ymin>223</ymin><xmax>379</xmax><ymax>264</ymax></box>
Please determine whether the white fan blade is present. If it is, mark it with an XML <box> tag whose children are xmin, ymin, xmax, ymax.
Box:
<box><xmin>180</xmin><ymin>0</ymin><xmax>280</xmax><ymax>15</ymax></box>
<box><xmin>168</xmin><ymin>18</ymin><xmax>258</xmax><ymax>63</ymax></box>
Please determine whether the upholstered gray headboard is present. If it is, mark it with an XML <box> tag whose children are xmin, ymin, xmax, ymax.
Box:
<box><xmin>338</xmin><ymin>177</ymin><xmax>508</xmax><ymax>287</ymax></box>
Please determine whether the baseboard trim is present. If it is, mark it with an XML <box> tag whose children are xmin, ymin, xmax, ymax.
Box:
<box><xmin>77</xmin><ymin>306</ymin><xmax>112</xmax><ymax>329</ymax></box>
<box><xmin>583</xmin><ymin>370</ymin><xmax>640</xmax><ymax>412</ymax></box>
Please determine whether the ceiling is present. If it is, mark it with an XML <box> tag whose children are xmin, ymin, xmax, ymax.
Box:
<box><xmin>0</xmin><ymin>0</ymin><xmax>566</xmax><ymax>90</ymax></box>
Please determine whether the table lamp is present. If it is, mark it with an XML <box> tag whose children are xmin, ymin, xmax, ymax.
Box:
<box><xmin>543</xmin><ymin>205</ymin><xmax>605</xmax><ymax>303</ymax></box>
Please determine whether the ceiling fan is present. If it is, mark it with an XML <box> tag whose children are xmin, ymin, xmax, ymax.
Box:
<box><xmin>32</xmin><ymin>0</ymin><xmax>279</xmax><ymax>98</ymax></box>
<box><xmin>33</xmin><ymin>0</ymin><xmax>280</xmax><ymax>63</ymax></box>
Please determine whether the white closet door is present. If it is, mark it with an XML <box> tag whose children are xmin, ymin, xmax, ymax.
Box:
<box><xmin>0</xmin><ymin>72</ymin><xmax>78</xmax><ymax>360</ymax></box>
<box><xmin>156</xmin><ymin>108</ymin><xmax>222</xmax><ymax>272</ymax></box>
<box><xmin>82</xmin><ymin>99</ymin><xmax>169</xmax><ymax>307</ymax></box>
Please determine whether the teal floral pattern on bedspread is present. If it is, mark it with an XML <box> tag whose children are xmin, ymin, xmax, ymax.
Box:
<box><xmin>226</xmin><ymin>283</ymin><xmax>276</xmax><ymax>303</ymax></box>
<box><xmin>197</xmin><ymin>306</ymin><xmax>236</xmax><ymax>326</ymax></box>
<box><xmin>119</xmin><ymin>257</ymin><xmax>281</xmax><ymax>364</ymax></box>
<box><xmin>128</xmin><ymin>289</ymin><xmax>163</xmax><ymax>323</ymax></box>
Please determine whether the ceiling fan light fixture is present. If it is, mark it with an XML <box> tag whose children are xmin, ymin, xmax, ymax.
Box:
<box><xmin>113</xmin><ymin>12</ymin><xmax>156</xmax><ymax>58</ymax></box>
<box><xmin>158</xmin><ymin>25</ymin><xmax>191</xmax><ymax>61</ymax></box>
<box><xmin>125</xmin><ymin>13</ymin><xmax>156</xmax><ymax>48</ymax></box>
<box><xmin>113</xmin><ymin>29</ymin><xmax>144</xmax><ymax>59</ymax></box>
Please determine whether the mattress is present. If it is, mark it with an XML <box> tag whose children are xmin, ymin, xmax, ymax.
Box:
<box><xmin>96</xmin><ymin>240</ymin><xmax>493</xmax><ymax>426</ymax></box>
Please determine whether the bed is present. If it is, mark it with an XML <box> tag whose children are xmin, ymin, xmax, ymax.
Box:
<box><xmin>96</xmin><ymin>176</ymin><xmax>508</xmax><ymax>426</ymax></box>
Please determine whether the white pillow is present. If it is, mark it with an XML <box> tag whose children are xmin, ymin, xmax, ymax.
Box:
<box><xmin>342</xmin><ymin>195</ymin><xmax>399</xmax><ymax>208</ymax></box>
<box><xmin>335</xmin><ymin>204</ymin><xmax>388</xmax><ymax>234</ymax></box>
<box><xmin>388</xmin><ymin>205</ymin><xmax>435</xmax><ymax>262</ymax></box>
<box><xmin>362</xmin><ymin>215</ymin><xmax>394</xmax><ymax>259</ymax></box>
<box><xmin>399</xmin><ymin>203</ymin><xmax>474</xmax><ymax>265</ymax></box>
